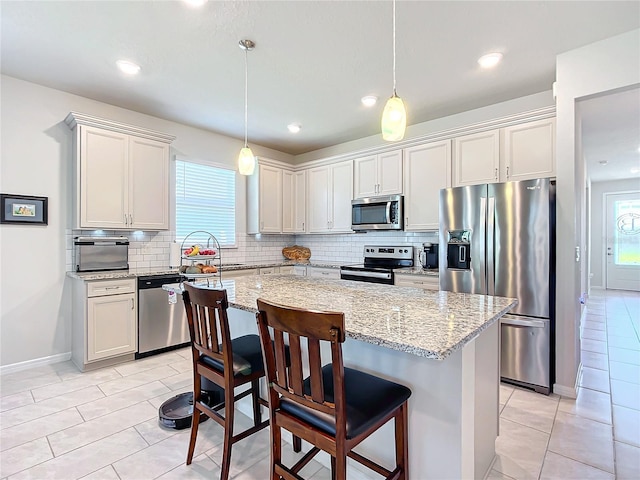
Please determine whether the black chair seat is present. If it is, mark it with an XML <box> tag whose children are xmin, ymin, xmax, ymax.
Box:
<box><xmin>280</xmin><ymin>365</ymin><xmax>412</xmax><ymax>439</ymax></box>
<box><xmin>200</xmin><ymin>335</ymin><xmax>290</xmax><ymax>378</ymax></box>
<box><xmin>200</xmin><ymin>334</ymin><xmax>264</xmax><ymax>377</ymax></box>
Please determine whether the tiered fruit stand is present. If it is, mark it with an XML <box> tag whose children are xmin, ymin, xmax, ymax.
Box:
<box><xmin>179</xmin><ymin>231</ymin><xmax>223</xmax><ymax>285</ymax></box>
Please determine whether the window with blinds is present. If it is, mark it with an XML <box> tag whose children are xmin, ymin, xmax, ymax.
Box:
<box><xmin>175</xmin><ymin>160</ymin><xmax>236</xmax><ymax>247</ymax></box>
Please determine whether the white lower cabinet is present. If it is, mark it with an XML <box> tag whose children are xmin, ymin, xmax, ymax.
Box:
<box><xmin>259</xmin><ymin>267</ymin><xmax>279</xmax><ymax>275</ymax></box>
<box><xmin>223</xmin><ymin>269</ymin><xmax>258</xmax><ymax>280</ymax></box>
<box><xmin>394</xmin><ymin>274</ymin><xmax>439</xmax><ymax>291</ymax></box>
<box><xmin>72</xmin><ymin>278</ymin><xmax>137</xmax><ymax>370</ymax></box>
<box><xmin>306</xmin><ymin>266</ymin><xmax>340</xmax><ymax>279</ymax></box>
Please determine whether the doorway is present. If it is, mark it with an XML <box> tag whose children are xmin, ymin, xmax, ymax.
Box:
<box><xmin>605</xmin><ymin>191</ymin><xmax>640</xmax><ymax>291</ymax></box>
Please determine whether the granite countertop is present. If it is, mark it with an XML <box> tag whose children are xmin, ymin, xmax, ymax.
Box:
<box><xmin>65</xmin><ymin>261</ymin><xmax>342</xmax><ymax>281</ymax></box>
<box><xmin>66</xmin><ymin>260</ymin><xmax>439</xmax><ymax>281</ymax></box>
<box><xmin>164</xmin><ymin>275</ymin><xmax>516</xmax><ymax>360</ymax></box>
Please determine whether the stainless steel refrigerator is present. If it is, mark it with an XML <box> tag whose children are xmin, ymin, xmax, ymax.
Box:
<box><xmin>439</xmin><ymin>178</ymin><xmax>555</xmax><ymax>394</ymax></box>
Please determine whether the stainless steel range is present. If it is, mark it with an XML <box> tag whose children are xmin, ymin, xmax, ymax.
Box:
<box><xmin>340</xmin><ymin>245</ymin><xmax>413</xmax><ymax>285</ymax></box>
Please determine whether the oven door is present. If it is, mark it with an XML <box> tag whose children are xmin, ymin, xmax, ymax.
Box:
<box><xmin>351</xmin><ymin>195</ymin><xmax>402</xmax><ymax>231</ymax></box>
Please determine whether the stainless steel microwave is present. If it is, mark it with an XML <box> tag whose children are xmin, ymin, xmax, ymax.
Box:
<box><xmin>351</xmin><ymin>195</ymin><xmax>403</xmax><ymax>231</ymax></box>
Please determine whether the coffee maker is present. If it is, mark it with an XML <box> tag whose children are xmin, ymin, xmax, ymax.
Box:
<box><xmin>419</xmin><ymin>242</ymin><xmax>439</xmax><ymax>269</ymax></box>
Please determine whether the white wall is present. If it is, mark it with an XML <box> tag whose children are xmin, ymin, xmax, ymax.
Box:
<box><xmin>590</xmin><ymin>178</ymin><xmax>640</xmax><ymax>288</ymax></box>
<box><xmin>0</xmin><ymin>75</ymin><xmax>293</xmax><ymax>367</ymax></box>
<box><xmin>555</xmin><ymin>29</ymin><xmax>640</xmax><ymax>395</ymax></box>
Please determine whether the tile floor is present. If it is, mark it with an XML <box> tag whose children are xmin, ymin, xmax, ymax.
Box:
<box><xmin>1</xmin><ymin>290</ymin><xmax>638</xmax><ymax>479</ymax></box>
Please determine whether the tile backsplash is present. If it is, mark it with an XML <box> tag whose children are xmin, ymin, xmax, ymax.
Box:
<box><xmin>66</xmin><ymin>229</ymin><xmax>438</xmax><ymax>272</ymax></box>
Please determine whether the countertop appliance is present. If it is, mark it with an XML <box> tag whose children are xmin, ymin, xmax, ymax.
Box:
<box><xmin>340</xmin><ymin>245</ymin><xmax>413</xmax><ymax>284</ymax></box>
<box><xmin>137</xmin><ymin>274</ymin><xmax>190</xmax><ymax>358</ymax></box>
<box><xmin>74</xmin><ymin>236</ymin><xmax>129</xmax><ymax>272</ymax></box>
<box><xmin>439</xmin><ymin>178</ymin><xmax>556</xmax><ymax>394</ymax></box>
<box><xmin>351</xmin><ymin>195</ymin><xmax>403</xmax><ymax>231</ymax></box>
<box><xmin>419</xmin><ymin>243</ymin><xmax>439</xmax><ymax>269</ymax></box>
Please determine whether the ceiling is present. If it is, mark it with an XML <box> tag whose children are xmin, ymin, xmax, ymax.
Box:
<box><xmin>580</xmin><ymin>87</ymin><xmax>640</xmax><ymax>183</ymax></box>
<box><xmin>2</xmin><ymin>1</ymin><xmax>639</xmax><ymax>173</ymax></box>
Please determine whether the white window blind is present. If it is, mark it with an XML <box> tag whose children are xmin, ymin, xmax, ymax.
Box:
<box><xmin>175</xmin><ymin>160</ymin><xmax>236</xmax><ymax>247</ymax></box>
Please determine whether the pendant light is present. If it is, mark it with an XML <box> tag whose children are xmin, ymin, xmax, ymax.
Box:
<box><xmin>238</xmin><ymin>39</ymin><xmax>256</xmax><ymax>176</ymax></box>
<box><xmin>381</xmin><ymin>0</ymin><xmax>406</xmax><ymax>141</ymax></box>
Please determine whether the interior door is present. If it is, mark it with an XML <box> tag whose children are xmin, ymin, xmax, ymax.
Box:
<box><xmin>606</xmin><ymin>191</ymin><xmax>640</xmax><ymax>291</ymax></box>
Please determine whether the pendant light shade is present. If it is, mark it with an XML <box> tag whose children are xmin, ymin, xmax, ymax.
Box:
<box><xmin>381</xmin><ymin>94</ymin><xmax>406</xmax><ymax>141</ymax></box>
<box><xmin>381</xmin><ymin>0</ymin><xmax>406</xmax><ymax>141</ymax></box>
<box><xmin>237</xmin><ymin>146</ymin><xmax>255</xmax><ymax>175</ymax></box>
<box><xmin>238</xmin><ymin>39</ymin><xmax>255</xmax><ymax>176</ymax></box>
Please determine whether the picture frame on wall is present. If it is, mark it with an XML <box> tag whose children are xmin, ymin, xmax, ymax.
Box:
<box><xmin>0</xmin><ymin>194</ymin><xmax>48</xmax><ymax>225</ymax></box>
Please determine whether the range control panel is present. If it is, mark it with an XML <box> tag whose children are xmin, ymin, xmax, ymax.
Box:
<box><xmin>363</xmin><ymin>245</ymin><xmax>413</xmax><ymax>260</ymax></box>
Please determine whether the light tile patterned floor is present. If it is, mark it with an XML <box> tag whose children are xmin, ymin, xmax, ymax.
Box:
<box><xmin>1</xmin><ymin>290</ymin><xmax>638</xmax><ymax>479</ymax></box>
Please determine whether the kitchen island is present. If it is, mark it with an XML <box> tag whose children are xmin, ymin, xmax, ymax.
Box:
<box><xmin>165</xmin><ymin>275</ymin><xmax>517</xmax><ymax>479</ymax></box>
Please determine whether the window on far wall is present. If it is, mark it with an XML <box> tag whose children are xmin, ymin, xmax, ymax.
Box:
<box><xmin>175</xmin><ymin>159</ymin><xmax>236</xmax><ymax>247</ymax></box>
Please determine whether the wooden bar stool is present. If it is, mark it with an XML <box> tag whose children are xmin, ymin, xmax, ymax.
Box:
<box><xmin>256</xmin><ymin>298</ymin><xmax>412</xmax><ymax>480</ymax></box>
<box><xmin>182</xmin><ymin>284</ymin><xmax>270</xmax><ymax>480</ymax></box>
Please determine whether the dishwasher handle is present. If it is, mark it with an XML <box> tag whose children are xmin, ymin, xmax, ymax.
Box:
<box><xmin>138</xmin><ymin>275</ymin><xmax>182</xmax><ymax>289</ymax></box>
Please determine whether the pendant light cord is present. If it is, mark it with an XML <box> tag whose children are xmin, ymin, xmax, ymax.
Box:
<box><xmin>244</xmin><ymin>46</ymin><xmax>249</xmax><ymax>148</ymax></box>
<box><xmin>392</xmin><ymin>0</ymin><xmax>397</xmax><ymax>97</ymax></box>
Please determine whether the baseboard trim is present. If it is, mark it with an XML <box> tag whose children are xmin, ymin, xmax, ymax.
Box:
<box><xmin>0</xmin><ymin>352</ymin><xmax>72</xmax><ymax>376</ymax></box>
<box><xmin>554</xmin><ymin>362</ymin><xmax>582</xmax><ymax>399</ymax></box>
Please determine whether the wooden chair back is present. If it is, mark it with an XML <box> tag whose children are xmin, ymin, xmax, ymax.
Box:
<box><xmin>256</xmin><ymin>298</ymin><xmax>347</xmax><ymax>432</ymax></box>
<box><xmin>182</xmin><ymin>283</ymin><xmax>233</xmax><ymax>369</ymax></box>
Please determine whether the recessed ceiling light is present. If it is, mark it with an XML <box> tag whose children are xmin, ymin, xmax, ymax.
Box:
<box><xmin>287</xmin><ymin>123</ymin><xmax>301</xmax><ymax>133</ymax></box>
<box><xmin>361</xmin><ymin>95</ymin><xmax>378</xmax><ymax>107</ymax></box>
<box><xmin>631</xmin><ymin>168</ymin><xmax>640</xmax><ymax>174</ymax></box>
<box><xmin>477</xmin><ymin>52</ymin><xmax>503</xmax><ymax>69</ymax></box>
<box><xmin>599</xmin><ymin>160</ymin><xmax>608</xmax><ymax>165</ymax></box>
<box><xmin>182</xmin><ymin>0</ymin><xmax>208</xmax><ymax>7</ymax></box>
<box><xmin>116</xmin><ymin>60</ymin><xmax>141</xmax><ymax>75</ymax></box>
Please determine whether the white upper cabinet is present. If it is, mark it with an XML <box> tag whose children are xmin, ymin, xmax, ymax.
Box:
<box><xmin>501</xmin><ymin>118</ymin><xmax>556</xmax><ymax>182</ymax></box>
<box><xmin>248</xmin><ymin>161</ymin><xmax>306</xmax><ymax>234</ymax></box>
<box><xmin>283</xmin><ymin>170</ymin><xmax>306</xmax><ymax>233</ymax></box>
<box><xmin>79</xmin><ymin>127</ymin><xmax>129</xmax><ymax>229</ymax></box>
<box><xmin>403</xmin><ymin>140</ymin><xmax>451</xmax><ymax>231</ymax></box>
<box><xmin>258</xmin><ymin>164</ymin><xmax>283</xmax><ymax>233</ymax></box>
<box><xmin>307</xmin><ymin>160</ymin><xmax>353</xmax><ymax>233</ymax></box>
<box><xmin>66</xmin><ymin>112</ymin><xmax>174</xmax><ymax>230</ymax></box>
<box><xmin>453</xmin><ymin>118</ymin><xmax>556</xmax><ymax>187</ymax></box>
<box><xmin>353</xmin><ymin>150</ymin><xmax>402</xmax><ymax>198</ymax></box>
<box><xmin>453</xmin><ymin>130</ymin><xmax>501</xmax><ymax>186</ymax></box>
<box><xmin>307</xmin><ymin>166</ymin><xmax>331</xmax><ymax>233</ymax></box>
<box><xmin>128</xmin><ymin>136</ymin><xmax>170</xmax><ymax>230</ymax></box>
<box><xmin>331</xmin><ymin>160</ymin><xmax>354</xmax><ymax>232</ymax></box>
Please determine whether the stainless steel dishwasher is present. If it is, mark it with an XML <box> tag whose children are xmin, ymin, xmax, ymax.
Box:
<box><xmin>137</xmin><ymin>274</ymin><xmax>190</xmax><ymax>358</ymax></box>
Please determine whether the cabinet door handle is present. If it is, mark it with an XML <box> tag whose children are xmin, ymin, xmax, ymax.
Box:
<box><xmin>129</xmin><ymin>214</ymin><xmax>133</xmax><ymax>225</ymax></box>
<box><xmin>131</xmin><ymin>298</ymin><xmax>134</xmax><ymax>310</ymax></box>
<box><xmin>506</xmin><ymin>166</ymin><xmax>510</xmax><ymax>178</ymax></box>
<box><xmin>405</xmin><ymin>217</ymin><xmax>409</xmax><ymax>227</ymax></box>
<box><xmin>124</xmin><ymin>214</ymin><xmax>128</xmax><ymax>226</ymax></box>
<box><xmin>302</xmin><ymin>222</ymin><xmax>305</xmax><ymax>231</ymax></box>
<box><xmin>494</xmin><ymin>168</ymin><xmax>498</xmax><ymax>180</ymax></box>
<box><xmin>105</xmin><ymin>286</ymin><xmax>120</xmax><ymax>290</ymax></box>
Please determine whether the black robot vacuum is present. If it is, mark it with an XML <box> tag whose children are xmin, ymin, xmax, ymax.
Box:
<box><xmin>158</xmin><ymin>378</ymin><xmax>224</xmax><ymax>430</ymax></box>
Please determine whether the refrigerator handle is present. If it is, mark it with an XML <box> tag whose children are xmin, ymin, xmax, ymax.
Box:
<box><xmin>480</xmin><ymin>196</ymin><xmax>487</xmax><ymax>293</ymax></box>
<box><xmin>487</xmin><ymin>196</ymin><xmax>496</xmax><ymax>295</ymax></box>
